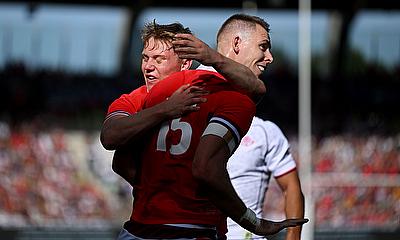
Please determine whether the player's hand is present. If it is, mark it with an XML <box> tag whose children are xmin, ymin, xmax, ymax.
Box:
<box><xmin>255</xmin><ymin>218</ymin><xmax>309</xmax><ymax>236</ymax></box>
<box><xmin>162</xmin><ymin>84</ymin><xmax>208</xmax><ymax>119</ymax></box>
<box><xmin>172</xmin><ymin>34</ymin><xmax>218</xmax><ymax>66</ymax></box>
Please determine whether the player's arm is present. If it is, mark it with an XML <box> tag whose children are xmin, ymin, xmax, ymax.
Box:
<box><xmin>275</xmin><ymin>170</ymin><xmax>305</xmax><ymax>240</ymax></box>
<box><xmin>100</xmin><ymin>84</ymin><xmax>206</xmax><ymax>150</ymax></box>
<box><xmin>264</xmin><ymin>121</ymin><xmax>305</xmax><ymax>239</ymax></box>
<box><xmin>172</xmin><ymin>34</ymin><xmax>265</xmax><ymax>102</ymax></box>
<box><xmin>111</xmin><ymin>144</ymin><xmax>137</xmax><ymax>186</ymax></box>
<box><xmin>192</xmin><ymin>125</ymin><xmax>308</xmax><ymax>236</ymax></box>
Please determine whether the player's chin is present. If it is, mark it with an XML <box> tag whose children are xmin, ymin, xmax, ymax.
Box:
<box><xmin>251</xmin><ymin>67</ymin><xmax>263</xmax><ymax>77</ymax></box>
<box><xmin>146</xmin><ymin>79</ymin><xmax>160</xmax><ymax>88</ymax></box>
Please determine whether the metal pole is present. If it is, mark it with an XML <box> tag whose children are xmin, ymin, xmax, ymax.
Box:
<box><xmin>298</xmin><ymin>0</ymin><xmax>314</xmax><ymax>239</ymax></box>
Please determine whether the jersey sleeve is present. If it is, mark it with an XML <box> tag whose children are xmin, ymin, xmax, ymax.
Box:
<box><xmin>104</xmin><ymin>87</ymin><xmax>147</xmax><ymax>122</ymax></box>
<box><xmin>202</xmin><ymin>91</ymin><xmax>255</xmax><ymax>154</ymax></box>
<box><xmin>263</xmin><ymin>121</ymin><xmax>297</xmax><ymax>177</ymax></box>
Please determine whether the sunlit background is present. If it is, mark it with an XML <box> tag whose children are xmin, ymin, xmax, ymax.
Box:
<box><xmin>0</xmin><ymin>1</ymin><xmax>399</xmax><ymax>239</ymax></box>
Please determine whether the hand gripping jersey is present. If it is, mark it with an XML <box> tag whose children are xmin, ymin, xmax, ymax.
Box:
<box><xmin>131</xmin><ymin>70</ymin><xmax>256</xmax><ymax>227</ymax></box>
<box><xmin>226</xmin><ymin>117</ymin><xmax>297</xmax><ymax>239</ymax></box>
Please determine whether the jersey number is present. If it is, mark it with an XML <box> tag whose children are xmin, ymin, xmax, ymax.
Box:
<box><xmin>156</xmin><ymin>118</ymin><xmax>192</xmax><ymax>155</ymax></box>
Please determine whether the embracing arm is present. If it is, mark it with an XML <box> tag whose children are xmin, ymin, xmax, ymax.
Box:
<box><xmin>100</xmin><ymin>84</ymin><xmax>206</xmax><ymax>150</ymax></box>
<box><xmin>173</xmin><ymin>34</ymin><xmax>266</xmax><ymax>101</ymax></box>
<box><xmin>210</xmin><ymin>53</ymin><xmax>266</xmax><ymax>101</ymax></box>
<box><xmin>192</xmin><ymin>135</ymin><xmax>308</xmax><ymax>236</ymax></box>
<box><xmin>275</xmin><ymin>170</ymin><xmax>305</xmax><ymax>240</ymax></box>
<box><xmin>101</xmin><ymin>104</ymin><xmax>170</xmax><ymax>150</ymax></box>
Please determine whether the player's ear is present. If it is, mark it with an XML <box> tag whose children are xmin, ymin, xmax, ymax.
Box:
<box><xmin>181</xmin><ymin>59</ymin><xmax>192</xmax><ymax>70</ymax></box>
<box><xmin>233</xmin><ymin>36</ymin><xmax>241</xmax><ymax>54</ymax></box>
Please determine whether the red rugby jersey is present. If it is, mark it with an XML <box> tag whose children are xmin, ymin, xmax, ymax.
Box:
<box><xmin>131</xmin><ymin>70</ymin><xmax>256</xmax><ymax>227</ymax></box>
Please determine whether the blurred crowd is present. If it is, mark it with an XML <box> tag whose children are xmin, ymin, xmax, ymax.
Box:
<box><xmin>311</xmin><ymin>135</ymin><xmax>400</xmax><ymax>230</ymax></box>
<box><xmin>0</xmin><ymin>121</ymin><xmax>398</xmax><ymax>230</ymax></box>
<box><xmin>312</xmin><ymin>135</ymin><xmax>399</xmax><ymax>174</ymax></box>
<box><xmin>0</xmin><ymin>122</ymin><xmax>114</xmax><ymax>228</ymax></box>
<box><xmin>314</xmin><ymin>186</ymin><xmax>399</xmax><ymax>230</ymax></box>
<box><xmin>265</xmin><ymin>135</ymin><xmax>400</xmax><ymax>230</ymax></box>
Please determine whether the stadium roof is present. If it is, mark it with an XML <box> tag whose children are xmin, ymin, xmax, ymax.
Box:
<box><xmin>13</xmin><ymin>0</ymin><xmax>400</xmax><ymax>10</ymax></box>
<box><xmin>14</xmin><ymin>0</ymin><xmax>400</xmax><ymax>75</ymax></box>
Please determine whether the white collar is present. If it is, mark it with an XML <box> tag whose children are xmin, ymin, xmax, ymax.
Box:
<box><xmin>196</xmin><ymin>64</ymin><xmax>217</xmax><ymax>72</ymax></box>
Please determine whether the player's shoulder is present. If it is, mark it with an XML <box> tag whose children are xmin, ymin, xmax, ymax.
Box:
<box><xmin>185</xmin><ymin>69</ymin><xmax>224</xmax><ymax>78</ymax></box>
<box><xmin>252</xmin><ymin>117</ymin><xmax>278</xmax><ymax>129</ymax></box>
<box><xmin>184</xmin><ymin>69</ymin><xmax>226</xmax><ymax>85</ymax></box>
<box><xmin>112</xmin><ymin>85</ymin><xmax>147</xmax><ymax>103</ymax></box>
<box><xmin>126</xmin><ymin>85</ymin><xmax>147</xmax><ymax>97</ymax></box>
<box><xmin>152</xmin><ymin>71</ymin><xmax>186</xmax><ymax>91</ymax></box>
<box><xmin>149</xmin><ymin>70</ymin><xmax>224</xmax><ymax>94</ymax></box>
<box><xmin>216</xmin><ymin>90</ymin><xmax>254</xmax><ymax>107</ymax></box>
<box><xmin>147</xmin><ymin>71</ymin><xmax>187</xmax><ymax>101</ymax></box>
<box><xmin>252</xmin><ymin>117</ymin><xmax>286</xmax><ymax>139</ymax></box>
<box><xmin>166</xmin><ymin>69</ymin><xmax>223</xmax><ymax>81</ymax></box>
<box><xmin>107</xmin><ymin>85</ymin><xmax>148</xmax><ymax>115</ymax></box>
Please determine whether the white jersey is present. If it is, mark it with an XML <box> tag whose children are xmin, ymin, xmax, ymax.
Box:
<box><xmin>226</xmin><ymin>117</ymin><xmax>296</xmax><ymax>240</ymax></box>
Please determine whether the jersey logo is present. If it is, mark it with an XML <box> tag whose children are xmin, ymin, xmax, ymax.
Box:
<box><xmin>240</xmin><ymin>136</ymin><xmax>255</xmax><ymax>147</ymax></box>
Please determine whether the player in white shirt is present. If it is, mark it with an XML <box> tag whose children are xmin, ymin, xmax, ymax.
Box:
<box><xmin>227</xmin><ymin>117</ymin><xmax>305</xmax><ymax>240</ymax></box>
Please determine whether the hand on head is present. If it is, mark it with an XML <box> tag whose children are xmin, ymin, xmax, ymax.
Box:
<box><xmin>172</xmin><ymin>34</ymin><xmax>218</xmax><ymax>66</ymax></box>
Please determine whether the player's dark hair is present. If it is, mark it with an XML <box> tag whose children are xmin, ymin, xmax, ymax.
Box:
<box><xmin>217</xmin><ymin>14</ymin><xmax>270</xmax><ymax>44</ymax></box>
<box><xmin>141</xmin><ymin>20</ymin><xmax>192</xmax><ymax>48</ymax></box>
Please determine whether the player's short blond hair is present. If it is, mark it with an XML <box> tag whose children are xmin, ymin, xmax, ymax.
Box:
<box><xmin>141</xmin><ymin>20</ymin><xmax>192</xmax><ymax>48</ymax></box>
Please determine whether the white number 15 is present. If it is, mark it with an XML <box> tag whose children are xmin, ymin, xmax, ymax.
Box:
<box><xmin>156</xmin><ymin>118</ymin><xmax>192</xmax><ymax>155</ymax></box>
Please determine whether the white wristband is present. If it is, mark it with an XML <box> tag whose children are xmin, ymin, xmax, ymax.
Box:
<box><xmin>239</xmin><ymin>208</ymin><xmax>260</xmax><ymax>228</ymax></box>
